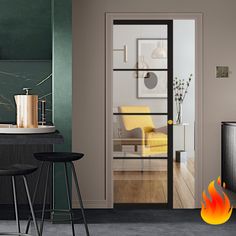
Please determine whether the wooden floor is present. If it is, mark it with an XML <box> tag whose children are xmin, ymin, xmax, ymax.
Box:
<box><xmin>114</xmin><ymin>158</ymin><xmax>195</xmax><ymax>208</ymax></box>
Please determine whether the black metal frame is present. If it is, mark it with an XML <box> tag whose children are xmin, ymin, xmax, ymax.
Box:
<box><xmin>113</xmin><ymin>113</ymin><xmax>168</xmax><ymax>115</ymax></box>
<box><xmin>112</xmin><ymin>19</ymin><xmax>173</xmax><ymax>209</ymax></box>
<box><xmin>113</xmin><ymin>69</ymin><xmax>168</xmax><ymax>71</ymax></box>
<box><xmin>113</xmin><ymin>157</ymin><xmax>167</xmax><ymax>160</ymax></box>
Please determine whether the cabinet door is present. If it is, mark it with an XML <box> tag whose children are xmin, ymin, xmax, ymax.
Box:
<box><xmin>0</xmin><ymin>144</ymin><xmax>52</xmax><ymax>219</ymax></box>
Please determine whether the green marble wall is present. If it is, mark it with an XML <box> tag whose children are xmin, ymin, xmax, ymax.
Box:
<box><xmin>0</xmin><ymin>0</ymin><xmax>52</xmax><ymax>123</ymax></box>
<box><xmin>0</xmin><ymin>61</ymin><xmax>52</xmax><ymax>123</ymax></box>
<box><xmin>0</xmin><ymin>0</ymin><xmax>52</xmax><ymax>60</ymax></box>
<box><xmin>52</xmin><ymin>0</ymin><xmax>72</xmax><ymax>215</ymax></box>
<box><xmin>0</xmin><ymin>0</ymin><xmax>72</xmax><ymax>213</ymax></box>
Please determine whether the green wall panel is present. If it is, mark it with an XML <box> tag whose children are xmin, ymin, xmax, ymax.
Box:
<box><xmin>0</xmin><ymin>61</ymin><xmax>52</xmax><ymax>123</ymax></box>
<box><xmin>52</xmin><ymin>0</ymin><xmax>72</xmax><ymax>214</ymax></box>
<box><xmin>0</xmin><ymin>0</ymin><xmax>52</xmax><ymax>59</ymax></box>
<box><xmin>0</xmin><ymin>0</ymin><xmax>72</xmax><ymax>215</ymax></box>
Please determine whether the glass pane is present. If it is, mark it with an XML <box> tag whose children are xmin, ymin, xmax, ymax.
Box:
<box><xmin>113</xmin><ymin>159</ymin><xmax>167</xmax><ymax>204</ymax></box>
<box><xmin>113</xmin><ymin>25</ymin><xmax>168</xmax><ymax>69</ymax></box>
<box><xmin>138</xmin><ymin>39</ymin><xmax>167</xmax><ymax>69</ymax></box>
<box><xmin>113</xmin><ymin>22</ymin><xmax>170</xmax><ymax>205</ymax></box>
<box><xmin>113</xmin><ymin>71</ymin><xmax>168</xmax><ymax>113</ymax></box>
<box><xmin>113</xmin><ymin>115</ymin><xmax>168</xmax><ymax>158</ymax></box>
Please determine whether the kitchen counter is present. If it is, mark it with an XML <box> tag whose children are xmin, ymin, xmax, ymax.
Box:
<box><xmin>0</xmin><ymin>130</ymin><xmax>64</xmax><ymax>219</ymax></box>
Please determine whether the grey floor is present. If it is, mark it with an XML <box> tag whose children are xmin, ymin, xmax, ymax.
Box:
<box><xmin>0</xmin><ymin>221</ymin><xmax>236</xmax><ymax>236</ymax></box>
<box><xmin>1</xmin><ymin>210</ymin><xmax>236</xmax><ymax>236</ymax></box>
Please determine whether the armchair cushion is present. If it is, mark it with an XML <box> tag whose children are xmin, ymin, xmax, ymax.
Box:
<box><xmin>145</xmin><ymin>131</ymin><xmax>167</xmax><ymax>148</ymax></box>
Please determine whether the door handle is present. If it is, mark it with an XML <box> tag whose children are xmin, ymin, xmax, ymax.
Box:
<box><xmin>168</xmin><ymin>120</ymin><xmax>173</xmax><ymax>125</ymax></box>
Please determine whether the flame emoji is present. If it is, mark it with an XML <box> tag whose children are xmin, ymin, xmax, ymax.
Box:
<box><xmin>201</xmin><ymin>176</ymin><xmax>233</xmax><ymax>225</ymax></box>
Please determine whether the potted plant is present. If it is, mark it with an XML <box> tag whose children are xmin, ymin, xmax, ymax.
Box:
<box><xmin>173</xmin><ymin>74</ymin><xmax>193</xmax><ymax>124</ymax></box>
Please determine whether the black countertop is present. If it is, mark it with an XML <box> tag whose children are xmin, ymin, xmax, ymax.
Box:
<box><xmin>0</xmin><ymin>130</ymin><xmax>64</xmax><ymax>145</ymax></box>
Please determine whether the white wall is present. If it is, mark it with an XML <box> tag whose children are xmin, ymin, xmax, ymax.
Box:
<box><xmin>73</xmin><ymin>0</ymin><xmax>236</xmax><ymax>208</ymax></box>
<box><xmin>173</xmin><ymin>20</ymin><xmax>195</xmax><ymax>157</ymax></box>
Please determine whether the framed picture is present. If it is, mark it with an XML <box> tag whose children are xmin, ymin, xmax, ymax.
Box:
<box><xmin>137</xmin><ymin>71</ymin><xmax>167</xmax><ymax>98</ymax></box>
<box><xmin>137</xmin><ymin>38</ymin><xmax>167</xmax><ymax>98</ymax></box>
<box><xmin>137</xmin><ymin>38</ymin><xmax>167</xmax><ymax>70</ymax></box>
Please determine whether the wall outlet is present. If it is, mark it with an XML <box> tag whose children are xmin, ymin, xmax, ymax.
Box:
<box><xmin>216</xmin><ymin>66</ymin><xmax>230</xmax><ymax>79</ymax></box>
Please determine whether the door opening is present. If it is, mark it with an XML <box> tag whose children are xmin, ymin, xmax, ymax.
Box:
<box><xmin>173</xmin><ymin>20</ymin><xmax>195</xmax><ymax>208</ymax></box>
<box><xmin>112</xmin><ymin>20</ymin><xmax>173</xmax><ymax>208</ymax></box>
<box><xmin>106</xmin><ymin>13</ymin><xmax>203</xmax><ymax>209</ymax></box>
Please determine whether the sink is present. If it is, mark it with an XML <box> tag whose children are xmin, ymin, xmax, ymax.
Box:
<box><xmin>0</xmin><ymin>124</ymin><xmax>56</xmax><ymax>134</ymax></box>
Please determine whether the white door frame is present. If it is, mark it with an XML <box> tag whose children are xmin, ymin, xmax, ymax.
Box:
<box><xmin>105</xmin><ymin>13</ymin><xmax>203</xmax><ymax>208</ymax></box>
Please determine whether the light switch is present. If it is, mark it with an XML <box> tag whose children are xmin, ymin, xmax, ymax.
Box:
<box><xmin>216</xmin><ymin>66</ymin><xmax>229</xmax><ymax>79</ymax></box>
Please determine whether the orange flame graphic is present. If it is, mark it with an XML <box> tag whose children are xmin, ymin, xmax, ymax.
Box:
<box><xmin>201</xmin><ymin>176</ymin><xmax>233</xmax><ymax>225</ymax></box>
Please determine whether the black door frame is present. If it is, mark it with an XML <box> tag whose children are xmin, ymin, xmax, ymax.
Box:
<box><xmin>112</xmin><ymin>19</ymin><xmax>173</xmax><ymax>209</ymax></box>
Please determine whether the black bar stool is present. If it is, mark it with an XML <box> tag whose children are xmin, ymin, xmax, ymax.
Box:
<box><xmin>25</xmin><ymin>152</ymin><xmax>89</xmax><ymax>236</ymax></box>
<box><xmin>0</xmin><ymin>164</ymin><xmax>40</xmax><ymax>236</ymax></box>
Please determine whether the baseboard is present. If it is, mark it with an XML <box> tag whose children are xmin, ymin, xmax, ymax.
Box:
<box><xmin>0</xmin><ymin>204</ymin><xmax>51</xmax><ymax>220</ymax></box>
<box><xmin>72</xmin><ymin>200</ymin><xmax>109</xmax><ymax>209</ymax></box>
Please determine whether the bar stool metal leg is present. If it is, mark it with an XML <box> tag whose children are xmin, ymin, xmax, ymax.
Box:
<box><xmin>71</xmin><ymin>162</ymin><xmax>90</xmax><ymax>236</ymax></box>
<box><xmin>40</xmin><ymin>163</ymin><xmax>51</xmax><ymax>236</ymax></box>
<box><xmin>25</xmin><ymin>162</ymin><xmax>45</xmax><ymax>234</ymax></box>
<box><xmin>12</xmin><ymin>176</ymin><xmax>21</xmax><ymax>234</ymax></box>
<box><xmin>64</xmin><ymin>163</ymin><xmax>75</xmax><ymax>236</ymax></box>
<box><xmin>23</xmin><ymin>176</ymin><xmax>40</xmax><ymax>236</ymax></box>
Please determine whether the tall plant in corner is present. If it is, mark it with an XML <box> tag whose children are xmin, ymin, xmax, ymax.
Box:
<box><xmin>173</xmin><ymin>74</ymin><xmax>193</xmax><ymax>124</ymax></box>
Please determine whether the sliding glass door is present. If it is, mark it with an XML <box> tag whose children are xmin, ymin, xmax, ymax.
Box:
<box><xmin>112</xmin><ymin>20</ymin><xmax>173</xmax><ymax>208</ymax></box>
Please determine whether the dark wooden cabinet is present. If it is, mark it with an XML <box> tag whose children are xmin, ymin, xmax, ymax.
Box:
<box><xmin>0</xmin><ymin>132</ymin><xmax>63</xmax><ymax>219</ymax></box>
<box><xmin>222</xmin><ymin>122</ymin><xmax>236</xmax><ymax>192</ymax></box>
<box><xmin>0</xmin><ymin>144</ymin><xmax>52</xmax><ymax>206</ymax></box>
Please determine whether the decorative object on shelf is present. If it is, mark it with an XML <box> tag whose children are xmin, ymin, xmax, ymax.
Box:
<box><xmin>15</xmin><ymin>88</ymin><xmax>38</xmax><ymax>128</ymax></box>
<box><xmin>39</xmin><ymin>99</ymin><xmax>46</xmax><ymax>125</ymax></box>
<box><xmin>173</xmin><ymin>74</ymin><xmax>193</xmax><ymax>124</ymax></box>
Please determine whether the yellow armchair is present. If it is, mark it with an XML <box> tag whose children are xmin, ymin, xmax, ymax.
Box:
<box><xmin>119</xmin><ymin>106</ymin><xmax>167</xmax><ymax>156</ymax></box>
